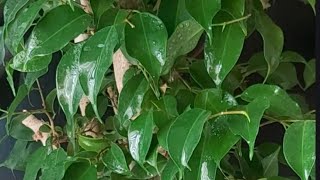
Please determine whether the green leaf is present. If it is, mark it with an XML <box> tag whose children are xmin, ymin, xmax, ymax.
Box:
<box><xmin>63</xmin><ymin>162</ymin><xmax>97</xmax><ymax>180</ymax></box>
<box><xmin>184</xmin><ymin>122</ymin><xmax>220</xmax><ymax>180</ymax></box>
<box><xmin>241</xmin><ymin>84</ymin><xmax>302</xmax><ymax>119</ymax></box>
<box><xmin>280</xmin><ymin>51</ymin><xmax>306</xmax><ymax>64</ymax></box>
<box><xmin>45</xmin><ymin>88</ymin><xmax>57</xmax><ymax>114</ymax></box>
<box><xmin>90</xmin><ymin>0</ymin><xmax>114</xmax><ymax>24</ymax></box>
<box><xmin>175</xmin><ymin>89</ymin><xmax>195</xmax><ymax>114</ymax></box>
<box><xmin>118</xmin><ymin>74</ymin><xmax>149</xmax><ymax>126</ymax></box>
<box><xmin>194</xmin><ymin>88</ymin><xmax>237</xmax><ymax>114</ymax></box>
<box><xmin>308</xmin><ymin>0</ymin><xmax>315</xmax><ymax>14</ymax></box>
<box><xmin>261</xmin><ymin>147</ymin><xmax>280</xmax><ymax>177</ymax></box>
<box><xmin>40</xmin><ymin>148</ymin><xmax>68</xmax><ymax>180</ymax></box>
<box><xmin>227</xmin><ymin>97</ymin><xmax>269</xmax><ymax>160</ymax></box>
<box><xmin>167</xmin><ymin>108</ymin><xmax>211</xmax><ymax>172</ymax></box>
<box><xmin>152</xmin><ymin>95</ymin><xmax>178</xmax><ymax>129</ymax></box>
<box><xmin>11</xmin><ymin>51</ymin><xmax>52</xmax><ymax>72</ymax></box>
<box><xmin>103</xmin><ymin>142</ymin><xmax>130</xmax><ymax>175</ymax></box>
<box><xmin>204</xmin><ymin>12</ymin><xmax>245</xmax><ymax>86</ymax></box>
<box><xmin>79</xmin><ymin>26</ymin><xmax>118</xmax><ymax>122</ymax></box>
<box><xmin>221</xmin><ymin>66</ymin><xmax>243</xmax><ymax>93</ymax></box>
<box><xmin>255</xmin><ymin>11</ymin><xmax>284</xmax><ymax>79</ymax></box>
<box><xmin>283</xmin><ymin>121</ymin><xmax>315</xmax><ymax>180</ymax></box>
<box><xmin>5</xmin><ymin>0</ymin><xmax>47</xmax><ymax>54</ymax></box>
<box><xmin>24</xmin><ymin>147</ymin><xmax>47</xmax><ymax>180</ymax></box>
<box><xmin>3</xmin><ymin>0</ymin><xmax>29</xmax><ymax>30</ymax></box>
<box><xmin>257</xmin><ymin>143</ymin><xmax>287</xmax><ymax>165</ymax></box>
<box><xmin>303</xmin><ymin>59</ymin><xmax>315</xmax><ymax>89</ymax></box>
<box><xmin>185</xmin><ymin>0</ymin><xmax>221</xmax><ymax>42</ymax></box>
<box><xmin>78</xmin><ymin>135</ymin><xmax>109</xmax><ymax>153</ymax></box>
<box><xmin>189</xmin><ymin>60</ymin><xmax>215</xmax><ymax>89</ymax></box>
<box><xmin>0</xmin><ymin>27</ymin><xmax>5</xmax><ymax>64</ymax></box>
<box><xmin>162</xmin><ymin>19</ymin><xmax>203</xmax><ymax>75</ymax></box>
<box><xmin>125</xmin><ymin>12</ymin><xmax>167</xmax><ymax>78</ymax></box>
<box><xmin>221</xmin><ymin>0</ymin><xmax>246</xmax><ymax>35</ymax></box>
<box><xmin>161</xmin><ymin>159</ymin><xmax>179</xmax><ymax>180</ymax></box>
<box><xmin>57</xmin><ymin>44</ymin><xmax>84</xmax><ymax>149</ymax></box>
<box><xmin>9</xmin><ymin>114</ymin><xmax>34</xmax><ymax>141</ymax></box>
<box><xmin>128</xmin><ymin>111</ymin><xmax>154</xmax><ymax>165</ymax></box>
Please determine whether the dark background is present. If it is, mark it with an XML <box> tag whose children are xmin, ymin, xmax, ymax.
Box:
<box><xmin>0</xmin><ymin>0</ymin><xmax>316</xmax><ymax>179</ymax></box>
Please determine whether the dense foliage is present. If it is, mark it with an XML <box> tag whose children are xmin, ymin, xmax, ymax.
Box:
<box><xmin>0</xmin><ymin>0</ymin><xmax>316</xmax><ymax>179</ymax></box>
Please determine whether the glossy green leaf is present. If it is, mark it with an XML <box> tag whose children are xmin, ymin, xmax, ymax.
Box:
<box><xmin>227</xmin><ymin>97</ymin><xmax>269</xmax><ymax>160</ymax></box>
<box><xmin>125</xmin><ymin>12</ymin><xmax>167</xmax><ymax>78</ymax></box>
<box><xmin>161</xmin><ymin>159</ymin><xmax>179</xmax><ymax>180</ymax></box>
<box><xmin>40</xmin><ymin>148</ymin><xmax>68</xmax><ymax>180</ymax></box>
<box><xmin>261</xmin><ymin>147</ymin><xmax>280</xmax><ymax>177</ymax></box>
<box><xmin>118</xmin><ymin>74</ymin><xmax>149</xmax><ymax>126</ymax></box>
<box><xmin>3</xmin><ymin>0</ymin><xmax>29</xmax><ymax>30</ymax></box>
<box><xmin>57</xmin><ymin>44</ymin><xmax>84</xmax><ymax>148</ymax></box>
<box><xmin>9</xmin><ymin>114</ymin><xmax>34</xmax><ymax>141</ymax></box>
<box><xmin>255</xmin><ymin>11</ymin><xmax>284</xmax><ymax>79</ymax></box>
<box><xmin>158</xmin><ymin>0</ymin><xmax>191</xmax><ymax>35</ymax></box>
<box><xmin>79</xmin><ymin>26</ymin><xmax>118</xmax><ymax>122</ymax></box>
<box><xmin>11</xmin><ymin>51</ymin><xmax>52</xmax><ymax>72</ymax></box>
<box><xmin>146</xmin><ymin>139</ymin><xmax>159</xmax><ymax>172</ymax></box>
<box><xmin>283</xmin><ymin>121</ymin><xmax>315</xmax><ymax>180</ymax></box>
<box><xmin>184</xmin><ymin>122</ymin><xmax>220</xmax><ymax>180</ymax></box>
<box><xmin>167</xmin><ymin>108</ymin><xmax>211</xmax><ymax>172</ymax></box>
<box><xmin>103</xmin><ymin>142</ymin><xmax>130</xmax><ymax>175</ymax></box>
<box><xmin>257</xmin><ymin>143</ymin><xmax>287</xmax><ymax>165</ymax></box>
<box><xmin>221</xmin><ymin>66</ymin><xmax>243</xmax><ymax>93</ymax></box>
<box><xmin>185</xmin><ymin>0</ymin><xmax>221</xmax><ymax>42</ymax></box>
<box><xmin>152</xmin><ymin>95</ymin><xmax>178</xmax><ymax>129</ymax></box>
<box><xmin>189</xmin><ymin>60</ymin><xmax>215</xmax><ymax>89</ymax></box>
<box><xmin>24</xmin><ymin>147</ymin><xmax>47</xmax><ymax>180</ymax></box>
<box><xmin>241</xmin><ymin>84</ymin><xmax>302</xmax><ymax>119</ymax></box>
<box><xmin>5</xmin><ymin>0</ymin><xmax>47</xmax><ymax>54</ymax></box>
<box><xmin>280</xmin><ymin>51</ymin><xmax>306</xmax><ymax>64</ymax></box>
<box><xmin>78</xmin><ymin>135</ymin><xmax>109</xmax><ymax>153</ymax></box>
<box><xmin>128</xmin><ymin>111</ymin><xmax>154</xmax><ymax>165</ymax></box>
<box><xmin>63</xmin><ymin>162</ymin><xmax>97</xmax><ymax>180</ymax></box>
<box><xmin>303</xmin><ymin>59</ymin><xmax>315</xmax><ymax>89</ymax></box>
<box><xmin>204</xmin><ymin>12</ymin><xmax>245</xmax><ymax>86</ymax></box>
<box><xmin>194</xmin><ymin>88</ymin><xmax>237</xmax><ymax>114</ymax></box>
<box><xmin>221</xmin><ymin>0</ymin><xmax>246</xmax><ymax>34</ymax></box>
<box><xmin>162</xmin><ymin>19</ymin><xmax>203</xmax><ymax>75</ymax></box>
<box><xmin>131</xmin><ymin>157</ymin><xmax>167</xmax><ymax>179</ymax></box>
<box><xmin>90</xmin><ymin>0</ymin><xmax>114</xmax><ymax>24</ymax></box>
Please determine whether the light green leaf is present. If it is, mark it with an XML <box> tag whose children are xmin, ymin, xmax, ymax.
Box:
<box><xmin>283</xmin><ymin>121</ymin><xmax>315</xmax><ymax>180</ymax></box>
<box><xmin>5</xmin><ymin>0</ymin><xmax>47</xmax><ymax>54</ymax></box>
<box><xmin>118</xmin><ymin>74</ymin><xmax>149</xmax><ymax>126</ymax></box>
<box><xmin>162</xmin><ymin>19</ymin><xmax>203</xmax><ymax>75</ymax></box>
<box><xmin>5</xmin><ymin>60</ymin><xmax>16</xmax><ymax>96</ymax></box>
<box><xmin>161</xmin><ymin>159</ymin><xmax>179</xmax><ymax>180</ymax></box>
<box><xmin>3</xmin><ymin>0</ymin><xmax>29</xmax><ymax>30</ymax></box>
<box><xmin>11</xmin><ymin>51</ymin><xmax>52</xmax><ymax>72</ymax></box>
<box><xmin>128</xmin><ymin>111</ymin><xmax>154</xmax><ymax>166</ymax></box>
<box><xmin>125</xmin><ymin>12</ymin><xmax>167</xmax><ymax>78</ymax></box>
<box><xmin>24</xmin><ymin>147</ymin><xmax>47</xmax><ymax>180</ymax></box>
<box><xmin>308</xmin><ymin>0</ymin><xmax>315</xmax><ymax>14</ymax></box>
<box><xmin>103</xmin><ymin>142</ymin><xmax>131</xmax><ymax>175</ymax></box>
<box><xmin>262</xmin><ymin>147</ymin><xmax>280</xmax><ymax>177</ymax></box>
<box><xmin>205</xmin><ymin>12</ymin><xmax>245</xmax><ymax>86</ymax></box>
<box><xmin>79</xmin><ymin>26</ymin><xmax>118</xmax><ymax>122</ymax></box>
<box><xmin>227</xmin><ymin>97</ymin><xmax>269</xmax><ymax>160</ymax></box>
<box><xmin>185</xmin><ymin>0</ymin><xmax>221</xmax><ymax>42</ymax></box>
<box><xmin>78</xmin><ymin>135</ymin><xmax>109</xmax><ymax>153</ymax></box>
<box><xmin>167</xmin><ymin>108</ymin><xmax>211</xmax><ymax>173</ymax></box>
<box><xmin>241</xmin><ymin>84</ymin><xmax>302</xmax><ymax>119</ymax></box>
<box><xmin>303</xmin><ymin>59</ymin><xmax>315</xmax><ymax>89</ymax></box>
<box><xmin>40</xmin><ymin>148</ymin><xmax>68</xmax><ymax>180</ymax></box>
<box><xmin>255</xmin><ymin>11</ymin><xmax>284</xmax><ymax>80</ymax></box>
<box><xmin>63</xmin><ymin>162</ymin><xmax>97</xmax><ymax>180</ymax></box>
<box><xmin>280</xmin><ymin>51</ymin><xmax>306</xmax><ymax>64</ymax></box>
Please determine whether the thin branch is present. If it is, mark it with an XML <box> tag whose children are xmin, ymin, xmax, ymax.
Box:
<box><xmin>209</xmin><ymin>110</ymin><xmax>251</xmax><ymax>122</ymax></box>
<box><xmin>0</xmin><ymin>108</ymin><xmax>8</xmax><ymax>114</ymax></box>
<box><xmin>212</xmin><ymin>14</ymin><xmax>251</xmax><ymax>27</ymax></box>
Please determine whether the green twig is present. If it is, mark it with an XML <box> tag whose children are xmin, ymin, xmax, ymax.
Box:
<box><xmin>0</xmin><ymin>108</ymin><xmax>8</xmax><ymax>114</ymax></box>
<box><xmin>209</xmin><ymin>110</ymin><xmax>250</xmax><ymax>122</ymax></box>
<box><xmin>212</xmin><ymin>14</ymin><xmax>251</xmax><ymax>27</ymax></box>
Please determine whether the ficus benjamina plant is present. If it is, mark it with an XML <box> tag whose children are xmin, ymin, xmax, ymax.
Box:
<box><xmin>0</xmin><ymin>0</ymin><xmax>316</xmax><ymax>179</ymax></box>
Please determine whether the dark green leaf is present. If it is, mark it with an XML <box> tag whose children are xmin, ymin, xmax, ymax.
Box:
<box><xmin>283</xmin><ymin>121</ymin><xmax>315</xmax><ymax>180</ymax></box>
<box><xmin>221</xmin><ymin>0</ymin><xmax>246</xmax><ymax>34</ymax></box>
<box><xmin>308</xmin><ymin>0</ymin><xmax>315</xmax><ymax>13</ymax></box>
<box><xmin>5</xmin><ymin>0</ymin><xmax>47</xmax><ymax>54</ymax></box>
<box><xmin>255</xmin><ymin>11</ymin><xmax>284</xmax><ymax>78</ymax></box>
<box><xmin>167</xmin><ymin>108</ymin><xmax>211</xmax><ymax>172</ymax></box>
<box><xmin>118</xmin><ymin>74</ymin><xmax>149</xmax><ymax>126</ymax></box>
<box><xmin>24</xmin><ymin>147</ymin><xmax>47</xmax><ymax>180</ymax></box>
<box><xmin>161</xmin><ymin>159</ymin><xmax>179</xmax><ymax>180</ymax></box>
<box><xmin>3</xmin><ymin>0</ymin><xmax>29</xmax><ymax>30</ymax></box>
<box><xmin>303</xmin><ymin>59</ymin><xmax>315</xmax><ymax>89</ymax></box>
<box><xmin>205</xmin><ymin>12</ymin><xmax>245</xmax><ymax>86</ymax></box>
<box><xmin>152</xmin><ymin>95</ymin><xmax>178</xmax><ymax>129</ymax></box>
<box><xmin>194</xmin><ymin>88</ymin><xmax>237</xmax><ymax>114</ymax></box>
<box><xmin>189</xmin><ymin>60</ymin><xmax>215</xmax><ymax>89</ymax></box>
<box><xmin>45</xmin><ymin>88</ymin><xmax>57</xmax><ymax>114</ymax></box>
<box><xmin>162</xmin><ymin>19</ymin><xmax>203</xmax><ymax>75</ymax></box>
<box><xmin>125</xmin><ymin>12</ymin><xmax>167</xmax><ymax>78</ymax></box>
<box><xmin>280</xmin><ymin>51</ymin><xmax>306</xmax><ymax>64</ymax></box>
<box><xmin>79</xmin><ymin>26</ymin><xmax>118</xmax><ymax>122</ymax></box>
<box><xmin>227</xmin><ymin>97</ymin><xmax>269</xmax><ymax>160</ymax></box>
<box><xmin>102</xmin><ymin>142</ymin><xmax>130</xmax><ymax>175</ymax></box>
<box><xmin>185</xmin><ymin>0</ymin><xmax>221</xmax><ymax>42</ymax></box>
<box><xmin>241</xmin><ymin>84</ymin><xmax>302</xmax><ymax>119</ymax></box>
<box><xmin>0</xmin><ymin>27</ymin><xmax>5</xmax><ymax>64</ymax></box>
<box><xmin>63</xmin><ymin>162</ymin><xmax>97</xmax><ymax>180</ymax></box>
<box><xmin>78</xmin><ymin>135</ymin><xmax>109</xmax><ymax>153</ymax></box>
<box><xmin>257</xmin><ymin>143</ymin><xmax>287</xmax><ymax>165</ymax></box>
<box><xmin>128</xmin><ymin>111</ymin><xmax>154</xmax><ymax>165</ymax></box>
<box><xmin>221</xmin><ymin>66</ymin><xmax>243</xmax><ymax>93</ymax></box>
<box><xmin>40</xmin><ymin>148</ymin><xmax>68</xmax><ymax>180</ymax></box>
<box><xmin>261</xmin><ymin>147</ymin><xmax>280</xmax><ymax>177</ymax></box>
<box><xmin>9</xmin><ymin>114</ymin><xmax>34</xmax><ymax>141</ymax></box>
<box><xmin>90</xmin><ymin>0</ymin><xmax>114</xmax><ymax>24</ymax></box>
<box><xmin>175</xmin><ymin>89</ymin><xmax>195</xmax><ymax>114</ymax></box>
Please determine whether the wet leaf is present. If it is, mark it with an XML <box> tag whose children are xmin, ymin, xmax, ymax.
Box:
<box><xmin>103</xmin><ymin>142</ymin><xmax>130</xmax><ymax>175</ymax></box>
<box><xmin>167</xmin><ymin>108</ymin><xmax>211</xmax><ymax>172</ymax></box>
<box><xmin>185</xmin><ymin>0</ymin><xmax>221</xmax><ymax>42</ymax></box>
<box><xmin>125</xmin><ymin>12</ymin><xmax>167</xmax><ymax>78</ymax></box>
<box><xmin>79</xmin><ymin>26</ymin><xmax>118</xmax><ymax>122</ymax></box>
<box><xmin>283</xmin><ymin>121</ymin><xmax>315</xmax><ymax>180</ymax></box>
<box><xmin>128</xmin><ymin>111</ymin><xmax>154</xmax><ymax>166</ymax></box>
